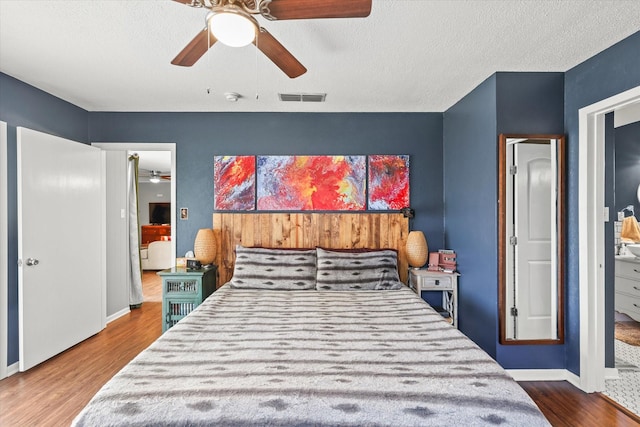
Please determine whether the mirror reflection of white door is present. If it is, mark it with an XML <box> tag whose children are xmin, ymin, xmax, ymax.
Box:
<box><xmin>512</xmin><ymin>142</ymin><xmax>555</xmax><ymax>340</ymax></box>
<box><xmin>18</xmin><ymin>127</ymin><xmax>105</xmax><ymax>371</ymax></box>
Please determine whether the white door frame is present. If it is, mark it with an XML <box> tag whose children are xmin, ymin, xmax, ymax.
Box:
<box><xmin>578</xmin><ymin>85</ymin><xmax>640</xmax><ymax>392</ymax></box>
<box><xmin>0</xmin><ymin>121</ymin><xmax>8</xmax><ymax>379</ymax></box>
<box><xmin>92</xmin><ymin>143</ymin><xmax>177</xmax><ymax>261</ymax></box>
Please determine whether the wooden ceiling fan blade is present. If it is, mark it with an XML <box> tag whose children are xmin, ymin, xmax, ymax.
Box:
<box><xmin>254</xmin><ymin>28</ymin><xmax>306</xmax><ymax>78</ymax></box>
<box><xmin>171</xmin><ymin>29</ymin><xmax>217</xmax><ymax>67</ymax></box>
<box><xmin>264</xmin><ymin>0</ymin><xmax>372</xmax><ymax>20</ymax></box>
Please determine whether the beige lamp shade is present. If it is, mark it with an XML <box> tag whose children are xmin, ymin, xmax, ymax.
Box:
<box><xmin>194</xmin><ymin>228</ymin><xmax>217</xmax><ymax>265</ymax></box>
<box><xmin>406</xmin><ymin>230</ymin><xmax>428</xmax><ymax>268</ymax></box>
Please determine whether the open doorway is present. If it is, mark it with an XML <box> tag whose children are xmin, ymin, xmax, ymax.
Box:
<box><xmin>578</xmin><ymin>85</ymin><xmax>640</xmax><ymax>398</ymax></box>
<box><xmin>603</xmin><ymin>105</ymin><xmax>640</xmax><ymax>415</ymax></box>
<box><xmin>92</xmin><ymin>142</ymin><xmax>176</xmax><ymax>316</ymax></box>
<box><xmin>136</xmin><ymin>151</ymin><xmax>173</xmax><ymax>301</ymax></box>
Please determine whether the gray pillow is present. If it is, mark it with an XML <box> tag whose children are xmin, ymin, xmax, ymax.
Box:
<box><xmin>229</xmin><ymin>245</ymin><xmax>317</xmax><ymax>290</ymax></box>
<box><xmin>315</xmin><ymin>248</ymin><xmax>403</xmax><ymax>291</ymax></box>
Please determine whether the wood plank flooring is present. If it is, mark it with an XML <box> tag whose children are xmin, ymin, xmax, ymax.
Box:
<box><xmin>520</xmin><ymin>381</ymin><xmax>639</xmax><ymax>426</ymax></box>
<box><xmin>1</xmin><ymin>272</ymin><xmax>638</xmax><ymax>426</ymax></box>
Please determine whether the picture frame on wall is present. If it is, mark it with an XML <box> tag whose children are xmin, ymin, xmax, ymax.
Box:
<box><xmin>256</xmin><ymin>155</ymin><xmax>366</xmax><ymax>211</ymax></box>
<box><xmin>214</xmin><ymin>156</ymin><xmax>256</xmax><ymax>210</ymax></box>
<box><xmin>368</xmin><ymin>155</ymin><xmax>410</xmax><ymax>210</ymax></box>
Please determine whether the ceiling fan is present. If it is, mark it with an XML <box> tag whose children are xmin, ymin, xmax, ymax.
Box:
<box><xmin>171</xmin><ymin>0</ymin><xmax>372</xmax><ymax>78</ymax></box>
<box><xmin>140</xmin><ymin>169</ymin><xmax>171</xmax><ymax>183</ymax></box>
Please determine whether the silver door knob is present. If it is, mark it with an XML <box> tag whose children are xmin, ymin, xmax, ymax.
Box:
<box><xmin>25</xmin><ymin>258</ymin><xmax>39</xmax><ymax>266</ymax></box>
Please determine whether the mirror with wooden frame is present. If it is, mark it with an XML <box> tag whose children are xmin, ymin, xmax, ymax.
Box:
<box><xmin>498</xmin><ymin>134</ymin><xmax>565</xmax><ymax>345</ymax></box>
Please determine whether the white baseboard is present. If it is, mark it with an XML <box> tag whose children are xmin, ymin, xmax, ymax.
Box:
<box><xmin>507</xmin><ymin>369</ymin><xmax>588</xmax><ymax>391</ymax></box>
<box><xmin>506</xmin><ymin>369</ymin><xmax>570</xmax><ymax>382</ymax></box>
<box><xmin>106</xmin><ymin>307</ymin><xmax>130</xmax><ymax>324</ymax></box>
<box><xmin>3</xmin><ymin>308</ymin><xmax>130</xmax><ymax>379</ymax></box>
<box><xmin>605</xmin><ymin>367</ymin><xmax>620</xmax><ymax>380</ymax></box>
<box><xmin>6</xmin><ymin>361</ymin><xmax>19</xmax><ymax>377</ymax></box>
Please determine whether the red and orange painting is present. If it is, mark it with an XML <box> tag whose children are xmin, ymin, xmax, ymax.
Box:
<box><xmin>214</xmin><ymin>156</ymin><xmax>256</xmax><ymax>210</ymax></box>
<box><xmin>368</xmin><ymin>155</ymin><xmax>410</xmax><ymax>210</ymax></box>
<box><xmin>257</xmin><ymin>156</ymin><xmax>366</xmax><ymax>210</ymax></box>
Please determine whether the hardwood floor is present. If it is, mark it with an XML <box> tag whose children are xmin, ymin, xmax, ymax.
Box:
<box><xmin>1</xmin><ymin>274</ymin><xmax>638</xmax><ymax>426</ymax></box>
<box><xmin>142</xmin><ymin>270</ymin><xmax>162</xmax><ymax>302</ymax></box>
<box><xmin>0</xmin><ymin>300</ymin><xmax>161</xmax><ymax>426</ymax></box>
<box><xmin>520</xmin><ymin>381</ymin><xmax>640</xmax><ymax>426</ymax></box>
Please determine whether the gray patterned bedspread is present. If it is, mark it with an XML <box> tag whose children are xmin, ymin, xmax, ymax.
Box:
<box><xmin>72</xmin><ymin>285</ymin><xmax>550</xmax><ymax>426</ymax></box>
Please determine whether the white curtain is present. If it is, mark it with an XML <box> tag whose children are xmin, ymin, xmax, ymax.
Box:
<box><xmin>128</xmin><ymin>155</ymin><xmax>144</xmax><ymax>307</ymax></box>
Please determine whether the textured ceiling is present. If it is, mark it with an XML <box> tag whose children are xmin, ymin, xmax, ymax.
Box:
<box><xmin>0</xmin><ymin>0</ymin><xmax>639</xmax><ymax>112</ymax></box>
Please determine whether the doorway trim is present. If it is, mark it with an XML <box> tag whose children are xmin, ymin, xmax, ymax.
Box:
<box><xmin>1</xmin><ymin>121</ymin><xmax>7</xmax><ymax>379</ymax></box>
<box><xmin>579</xmin><ymin>85</ymin><xmax>640</xmax><ymax>392</ymax></box>
<box><xmin>92</xmin><ymin>142</ymin><xmax>177</xmax><ymax>263</ymax></box>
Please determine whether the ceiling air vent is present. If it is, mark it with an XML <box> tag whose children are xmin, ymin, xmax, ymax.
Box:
<box><xmin>278</xmin><ymin>93</ymin><xmax>326</xmax><ymax>102</ymax></box>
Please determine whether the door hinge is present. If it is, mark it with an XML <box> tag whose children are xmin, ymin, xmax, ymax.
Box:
<box><xmin>510</xmin><ymin>236</ymin><xmax>517</xmax><ymax>245</ymax></box>
<box><xmin>510</xmin><ymin>165</ymin><xmax>518</xmax><ymax>175</ymax></box>
<box><xmin>511</xmin><ymin>307</ymin><xmax>518</xmax><ymax>317</ymax></box>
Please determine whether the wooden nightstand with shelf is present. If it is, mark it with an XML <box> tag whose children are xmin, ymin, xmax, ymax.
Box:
<box><xmin>158</xmin><ymin>266</ymin><xmax>217</xmax><ymax>332</ymax></box>
<box><xmin>409</xmin><ymin>269</ymin><xmax>459</xmax><ymax>328</ymax></box>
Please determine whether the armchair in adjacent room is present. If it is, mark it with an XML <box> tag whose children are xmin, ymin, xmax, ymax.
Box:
<box><xmin>141</xmin><ymin>240</ymin><xmax>172</xmax><ymax>270</ymax></box>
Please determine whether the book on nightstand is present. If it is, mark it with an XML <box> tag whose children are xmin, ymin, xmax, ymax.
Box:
<box><xmin>438</xmin><ymin>249</ymin><xmax>457</xmax><ymax>273</ymax></box>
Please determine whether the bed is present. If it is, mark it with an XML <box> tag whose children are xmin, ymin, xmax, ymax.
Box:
<box><xmin>73</xmin><ymin>225</ymin><xmax>550</xmax><ymax>426</ymax></box>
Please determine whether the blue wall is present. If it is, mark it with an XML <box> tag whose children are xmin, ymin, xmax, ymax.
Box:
<box><xmin>495</xmin><ymin>72</ymin><xmax>566</xmax><ymax>368</ymax></box>
<box><xmin>496</xmin><ymin>73</ymin><xmax>565</xmax><ymax>134</ymax></box>
<box><xmin>614</xmin><ymin>121</ymin><xmax>640</xmax><ymax>214</ymax></box>
<box><xmin>442</xmin><ymin>72</ymin><xmax>566</xmax><ymax>365</ymax></box>
<box><xmin>564</xmin><ymin>30</ymin><xmax>640</xmax><ymax>375</ymax></box>
<box><xmin>0</xmin><ymin>73</ymin><xmax>89</xmax><ymax>365</ymax></box>
<box><xmin>88</xmin><ymin>112</ymin><xmax>444</xmax><ymax>258</ymax></box>
<box><xmin>442</xmin><ymin>75</ymin><xmax>498</xmax><ymax>357</ymax></box>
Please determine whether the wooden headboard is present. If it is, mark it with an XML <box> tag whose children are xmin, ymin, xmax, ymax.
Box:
<box><xmin>212</xmin><ymin>213</ymin><xmax>409</xmax><ymax>286</ymax></box>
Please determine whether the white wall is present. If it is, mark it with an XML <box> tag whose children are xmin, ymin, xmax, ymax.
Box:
<box><xmin>138</xmin><ymin>181</ymin><xmax>171</xmax><ymax>226</ymax></box>
<box><xmin>104</xmin><ymin>151</ymin><xmax>129</xmax><ymax>319</ymax></box>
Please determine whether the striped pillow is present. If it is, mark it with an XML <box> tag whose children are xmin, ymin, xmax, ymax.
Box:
<box><xmin>229</xmin><ymin>245</ymin><xmax>317</xmax><ymax>290</ymax></box>
<box><xmin>315</xmin><ymin>248</ymin><xmax>403</xmax><ymax>291</ymax></box>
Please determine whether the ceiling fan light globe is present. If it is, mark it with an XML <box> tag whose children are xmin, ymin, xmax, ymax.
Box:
<box><xmin>149</xmin><ymin>171</ymin><xmax>161</xmax><ymax>183</ymax></box>
<box><xmin>209</xmin><ymin>12</ymin><xmax>256</xmax><ymax>47</ymax></box>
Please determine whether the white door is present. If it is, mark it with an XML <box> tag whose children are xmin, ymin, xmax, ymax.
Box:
<box><xmin>18</xmin><ymin>127</ymin><xmax>105</xmax><ymax>371</ymax></box>
<box><xmin>513</xmin><ymin>142</ymin><xmax>555</xmax><ymax>340</ymax></box>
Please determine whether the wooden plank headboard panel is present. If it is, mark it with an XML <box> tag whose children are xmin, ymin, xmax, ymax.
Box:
<box><xmin>212</xmin><ymin>213</ymin><xmax>409</xmax><ymax>286</ymax></box>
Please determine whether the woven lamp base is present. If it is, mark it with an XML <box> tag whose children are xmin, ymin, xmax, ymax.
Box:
<box><xmin>407</xmin><ymin>231</ymin><xmax>428</xmax><ymax>268</ymax></box>
<box><xmin>194</xmin><ymin>228</ymin><xmax>217</xmax><ymax>265</ymax></box>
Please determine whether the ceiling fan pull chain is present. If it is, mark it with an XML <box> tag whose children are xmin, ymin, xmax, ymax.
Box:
<box><xmin>207</xmin><ymin>24</ymin><xmax>215</xmax><ymax>98</ymax></box>
<box><xmin>255</xmin><ymin>29</ymin><xmax>260</xmax><ymax>100</ymax></box>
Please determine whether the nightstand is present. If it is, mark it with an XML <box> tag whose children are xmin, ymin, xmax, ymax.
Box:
<box><xmin>409</xmin><ymin>269</ymin><xmax>459</xmax><ymax>328</ymax></box>
<box><xmin>158</xmin><ymin>266</ymin><xmax>217</xmax><ymax>332</ymax></box>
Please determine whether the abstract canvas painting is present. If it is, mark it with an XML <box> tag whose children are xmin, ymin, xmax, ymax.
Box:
<box><xmin>368</xmin><ymin>155</ymin><xmax>410</xmax><ymax>210</ymax></box>
<box><xmin>257</xmin><ymin>156</ymin><xmax>366</xmax><ymax>210</ymax></box>
<box><xmin>214</xmin><ymin>156</ymin><xmax>256</xmax><ymax>210</ymax></box>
